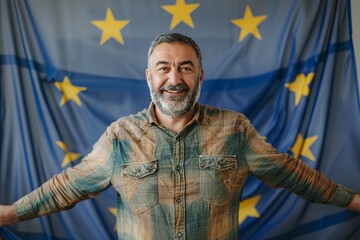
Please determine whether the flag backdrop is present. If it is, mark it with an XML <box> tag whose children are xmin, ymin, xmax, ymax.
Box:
<box><xmin>1</xmin><ymin>0</ymin><xmax>360</xmax><ymax>239</ymax></box>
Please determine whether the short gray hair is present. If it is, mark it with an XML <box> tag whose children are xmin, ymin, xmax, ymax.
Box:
<box><xmin>147</xmin><ymin>33</ymin><xmax>203</xmax><ymax>69</ymax></box>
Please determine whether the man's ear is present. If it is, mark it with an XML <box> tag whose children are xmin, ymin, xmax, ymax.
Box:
<box><xmin>145</xmin><ymin>68</ymin><xmax>151</xmax><ymax>86</ymax></box>
<box><xmin>199</xmin><ymin>69</ymin><xmax>204</xmax><ymax>84</ymax></box>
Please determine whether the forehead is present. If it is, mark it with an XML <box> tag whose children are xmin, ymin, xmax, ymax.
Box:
<box><xmin>149</xmin><ymin>42</ymin><xmax>198</xmax><ymax>65</ymax></box>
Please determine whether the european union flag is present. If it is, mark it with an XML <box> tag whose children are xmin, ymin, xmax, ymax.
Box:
<box><xmin>1</xmin><ymin>0</ymin><xmax>359</xmax><ymax>239</ymax></box>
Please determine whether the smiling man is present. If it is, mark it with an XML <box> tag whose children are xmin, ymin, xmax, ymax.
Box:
<box><xmin>146</xmin><ymin>35</ymin><xmax>203</xmax><ymax>132</ymax></box>
<box><xmin>0</xmin><ymin>33</ymin><xmax>359</xmax><ymax>240</ymax></box>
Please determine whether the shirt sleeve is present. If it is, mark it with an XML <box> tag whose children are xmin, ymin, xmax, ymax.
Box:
<box><xmin>244</xmin><ymin>121</ymin><xmax>354</xmax><ymax>207</ymax></box>
<box><xmin>14</xmin><ymin>129</ymin><xmax>115</xmax><ymax>221</ymax></box>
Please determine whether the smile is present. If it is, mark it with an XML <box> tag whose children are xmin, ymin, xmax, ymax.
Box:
<box><xmin>160</xmin><ymin>83</ymin><xmax>190</xmax><ymax>94</ymax></box>
<box><xmin>165</xmin><ymin>89</ymin><xmax>185</xmax><ymax>93</ymax></box>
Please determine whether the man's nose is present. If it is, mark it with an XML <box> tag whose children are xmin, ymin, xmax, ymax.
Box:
<box><xmin>167</xmin><ymin>69</ymin><xmax>183</xmax><ymax>85</ymax></box>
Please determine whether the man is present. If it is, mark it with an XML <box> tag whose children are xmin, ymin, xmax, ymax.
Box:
<box><xmin>0</xmin><ymin>33</ymin><xmax>359</xmax><ymax>239</ymax></box>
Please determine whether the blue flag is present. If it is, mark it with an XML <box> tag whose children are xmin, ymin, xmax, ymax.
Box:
<box><xmin>1</xmin><ymin>0</ymin><xmax>359</xmax><ymax>239</ymax></box>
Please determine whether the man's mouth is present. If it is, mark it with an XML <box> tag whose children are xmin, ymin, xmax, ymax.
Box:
<box><xmin>165</xmin><ymin>89</ymin><xmax>185</xmax><ymax>94</ymax></box>
<box><xmin>160</xmin><ymin>83</ymin><xmax>190</xmax><ymax>94</ymax></box>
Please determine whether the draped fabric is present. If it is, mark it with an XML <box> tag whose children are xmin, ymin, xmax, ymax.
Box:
<box><xmin>1</xmin><ymin>0</ymin><xmax>359</xmax><ymax>239</ymax></box>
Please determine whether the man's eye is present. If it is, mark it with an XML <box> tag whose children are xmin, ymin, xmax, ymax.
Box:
<box><xmin>179</xmin><ymin>66</ymin><xmax>193</xmax><ymax>73</ymax></box>
<box><xmin>158</xmin><ymin>67</ymin><xmax>170</xmax><ymax>72</ymax></box>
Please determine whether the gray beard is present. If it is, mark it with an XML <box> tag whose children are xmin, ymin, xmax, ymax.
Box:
<box><xmin>149</xmin><ymin>77</ymin><xmax>201</xmax><ymax>118</ymax></box>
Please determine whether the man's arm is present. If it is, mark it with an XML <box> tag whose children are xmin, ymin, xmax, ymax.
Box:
<box><xmin>0</xmin><ymin>205</ymin><xmax>19</xmax><ymax>227</ymax></box>
<box><xmin>346</xmin><ymin>194</ymin><xmax>360</xmax><ymax>211</ymax></box>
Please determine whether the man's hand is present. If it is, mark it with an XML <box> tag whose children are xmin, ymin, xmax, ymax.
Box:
<box><xmin>346</xmin><ymin>194</ymin><xmax>360</xmax><ymax>212</ymax></box>
<box><xmin>0</xmin><ymin>205</ymin><xmax>19</xmax><ymax>227</ymax></box>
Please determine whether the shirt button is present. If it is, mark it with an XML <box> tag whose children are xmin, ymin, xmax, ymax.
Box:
<box><xmin>176</xmin><ymin>197</ymin><xmax>181</xmax><ymax>203</ymax></box>
<box><xmin>176</xmin><ymin>137</ymin><xmax>180</xmax><ymax>141</ymax></box>
<box><xmin>177</xmin><ymin>232</ymin><xmax>182</xmax><ymax>238</ymax></box>
<box><xmin>176</xmin><ymin>166</ymin><xmax>180</xmax><ymax>171</ymax></box>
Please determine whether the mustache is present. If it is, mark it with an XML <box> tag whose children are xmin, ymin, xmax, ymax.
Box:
<box><xmin>159</xmin><ymin>83</ymin><xmax>190</xmax><ymax>93</ymax></box>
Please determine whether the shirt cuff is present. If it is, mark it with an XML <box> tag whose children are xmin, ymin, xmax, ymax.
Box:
<box><xmin>14</xmin><ymin>195</ymin><xmax>38</xmax><ymax>221</ymax></box>
<box><xmin>329</xmin><ymin>184</ymin><xmax>355</xmax><ymax>207</ymax></box>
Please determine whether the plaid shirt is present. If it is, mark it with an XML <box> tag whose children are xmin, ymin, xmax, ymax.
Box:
<box><xmin>15</xmin><ymin>103</ymin><xmax>354</xmax><ymax>239</ymax></box>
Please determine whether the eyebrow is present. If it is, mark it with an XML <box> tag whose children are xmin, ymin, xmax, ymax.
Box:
<box><xmin>155</xmin><ymin>61</ymin><xmax>170</xmax><ymax>67</ymax></box>
<box><xmin>179</xmin><ymin>60</ymin><xmax>194</xmax><ymax>67</ymax></box>
<box><xmin>155</xmin><ymin>60</ymin><xmax>194</xmax><ymax>67</ymax></box>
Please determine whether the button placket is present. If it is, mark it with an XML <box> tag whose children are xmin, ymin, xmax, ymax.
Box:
<box><xmin>173</xmin><ymin>134</ymin><xmax>185</xmax><ymax>239</ymax></box>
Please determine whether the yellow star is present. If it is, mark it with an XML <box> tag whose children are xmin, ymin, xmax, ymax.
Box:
<box><xmin>91</xmin><ymin>8</ymin><xmax>129</xmax><ymax>45</ymax></box>
<box><xmin>231</xmin><ymin>5</ymin><xmax>267</xmax><ymax>41</ymax></box>
<box><xmin>290</xmin><ymin>134</ymin><xmax>318</xmax><ymax>161</ymax></box>
<box><xmin>54</xmin><ymin>76</ymin><xmax>87</xmax><ymax>106</ymax></box>
<box><xmin>285</xmin><ymin>72</ymin><xmax>315</xmax><ymax>106</ymax></box>
<box><xmin>108</xmin><ymin>208</ymin><xmax>117</xmax><ymax>231</ymax></box>
<box><xmin>56</xmin><ymin>141</ymin><xmax>81</xmax><ymax>167</ymax></box>
<box><xmin>238</xmin><ymin>195</ymin><xmax>261</xmax><ymax>225</ymax></box>
<box><xmin>162</xmin><ymin>0</ymin><xmax>200</xmax><ymax>30</ymax></box>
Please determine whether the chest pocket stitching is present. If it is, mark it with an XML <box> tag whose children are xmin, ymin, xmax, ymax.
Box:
<box><xmin>199</xmin><ymin>155</ymin><xmax>237</xmax><ymax>170</ymax></box>
<box><xmin>120</xmin><ymin>160</ymin><xmax>158</xmax><ymax>214</ymax></box>
<box><xmin>199</xmin><ymin>155</ymin><xmax>244</xmax><ymax>205</ymax></box>
<box><xmin>122</xmin><ymin>160</ymin><xmax>157</xmax><ymax>178</ymax></box>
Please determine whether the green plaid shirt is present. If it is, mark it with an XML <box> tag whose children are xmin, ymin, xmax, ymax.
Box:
<box><xmin>15</xmin><ymin>103</ymin><xmax>354</xmax><ymax>239</ymax></box>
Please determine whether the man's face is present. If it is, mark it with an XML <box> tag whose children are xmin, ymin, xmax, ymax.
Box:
<box><xmin>146</xmin><ymin>42</ymin><xmax>203</xmax><ymax>118</ymax></box>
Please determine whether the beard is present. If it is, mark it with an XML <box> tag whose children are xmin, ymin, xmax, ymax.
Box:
<box><xmin>149</xmin><ymin>76</ymin><xmax>201</xmax><ymax>118</ymax></box>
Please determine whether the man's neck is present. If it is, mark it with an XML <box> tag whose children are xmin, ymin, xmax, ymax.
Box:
<box><xmin>154</xmin><ymin>107</ymin><xmax>195</xmax><ymax>134</ymax></box>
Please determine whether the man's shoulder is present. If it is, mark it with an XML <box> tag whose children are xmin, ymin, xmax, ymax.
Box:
<box><xmin>199</xmin><ymin>103</ymin><xmax>247</xmax><ymax>120</ymax></box>
<box><xmin>106</xmin><ymin>108</ymin><xmax>150</xmax><ymax>142</ymax></box>
<box><xmin>199</xmin><ymin>104</ymin><xmax>250</xmax><ymax>135</ymax></box>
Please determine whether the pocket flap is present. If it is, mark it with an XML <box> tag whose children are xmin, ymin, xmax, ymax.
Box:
<box><xmin>199</xmin><ymin>155</ymin><xmax>237</xmax><ymax>170</ymax></box>
<box><xmin>122</xmin><ymin>160</ymin><xmax>157</xmax><ymax>178</ymax></box>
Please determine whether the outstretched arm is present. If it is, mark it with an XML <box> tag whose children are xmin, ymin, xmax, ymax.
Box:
<box><xmin>346</xmin><ymin>194</ymin><xmax>360</xmax><ymax>211</ymax></box>
<box><xmin>0</xmin><ymin>205</ymin><xmax>19</xmax><ymax>227</ymax></box>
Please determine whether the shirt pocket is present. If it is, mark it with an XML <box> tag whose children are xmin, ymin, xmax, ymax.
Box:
<box><xmin>199</xmin><ymin>155</ymin><xmax>244</xmax><ymax>205</ymax></box>
<box><xmin>121</xmin><ymin>160</ymin><xmax>158</xmax><ymax>213</ymax></box>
